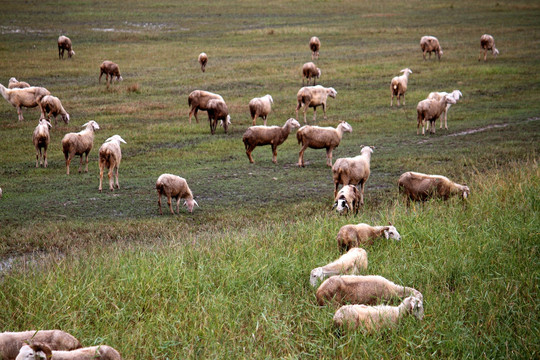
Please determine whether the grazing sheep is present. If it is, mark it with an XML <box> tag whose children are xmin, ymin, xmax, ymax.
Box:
<box><xmin>310</xmin><ymin>248</ymin><xmax>368</xmax><ymax>287</ymax></box>
<box><xmin>98</xmin><ymin>135</ymin><xmax>126</xmax><ymax>192</ymax></box>
<box><xmin>398</xmin><ymin>171</ymin><xmax>470</xmax><ymax>203</ymax></box>
<box><xmin>198</xmin><ymin>52</ymin><xmax>208</xmax><ymax>72</ymax></box>
<box><xmin>296</xmin><ymin>121</ymin><xmax>352</xmax><ymax>167</ymax></box>
<box><xmin>302</xmin><ymin>62</ymin><xmax>321</xmax><ymax>86</ymax></box>
<box><xmin>0</xmin><ymin>84</ymin><xmax>50</xmax><ymax>121</ymax></box>
<box><xmin>8</xmin><ymin>77</ymin><xmax>30</xmax><ymax>89</ymax></box>
<box><xmin>16</xmin><ymin>343</ymin><xmax>122</xmax><ymax>360</ymax></box>
<box><xmin>39</xmin><ymin>95</ymin><xmax>70</xmax><ymax>125</ymax></box>
<box><xmin>0</xmin><ymin>330</ymin><xmax>81</xmax><ymax>360</ymax></box>
<box><xmin>479</xmin><ymin>34</ymin><xmax>499</xmax><ymax>61</ymax></box>
<box><xmin>309</xmin><ymin>36</ymin><xmax>320</xmax><ymax>60</ymax></box>
<box><xmin>332</xmin><ymin>146</ymin><xmax>374</xmax><ymax>204</ymax></box>
<box><xmin>57</xmin><ymin>36</ymin><xmax>75</xmax><ymax>59</ymax></box>
<box><xmin>206</xmin><ymin>98</ymin><xmax>230</xmax><ymax>135</ymax></box>
<box><xmin>332</xmin><ymin>185</ymin><xmax>361</xmax><ymax>214</ymax></box>
<box><xmin>295</xmin><ymin>85</ymin><xmax>337</xmax><ymax>124</ymax></box>
<box><xmin>333</xmin><ymin>296</ymin><xmax>424</xmax><ymax>332</ymax></box>
<box><xmin>33</xmin><ymin>118</ymin><xmax>52</xmax><ymax>168</ymax></box>
<box><xmin>390</xmin><ymin>68</ymin><xmax>412</xmax><ymax>106</ymax></box>
<box><xmin>337</xmin><ymin>222</ymin><xmax>401</xmax><ymax>252</ymax></box>
<box><xmin>248</xmin><ymin>94</ymin><xmax>273</xmax><ymax>126</ymax></box>
<box><xmin>61</xmin><ymin>121</ymin><xmax>100</xmax><ymax>175</ymax></box>
<box><xmin>242</xmin><ymin>118</ymin><xmax>300</xmax><ymax>164</ymax></box>
<box><xmin>420</xmin><ymin>36</ymin><xmax>443</xmax><ymax>61</ymax></box>
<box><xmin>316</xmin><ymin>275</ymin><xmax>423</xmax><ymax>307</ymax></box>
<box><xmin>427</xmin><ymin>90</ymin><xmax>462</xmax><ymax>130</ymax></box>
<box><xmin>156</xmin><ymin>174</ymin><xmax>198</xmax><ymax>215</ymax></box>
<box><xmin>187</xmin><ymin>90</ymin><xmax>224</xmax><ymax>124</ymax></box>
<box><xmin>416</xmin><ymin>94</ymin><xmax>457</xmax><ymax>135</ymax></box>
<box><xmin>99</xmin><ymin>61</ymin><xmax>123</xmax><ymax>86</ymax></box>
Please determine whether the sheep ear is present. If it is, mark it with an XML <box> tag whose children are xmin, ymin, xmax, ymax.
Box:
<box><xmin>331</xmin><ymin>202</ymin><xmax>337</xmax><ymax>210</ymax></box>
<box><xmin>383</xmin><ymin>227</ymin><xmax>390</xmax><ymax>239</ymax></box>
<box><xmin>194</xmin><ymin>200</ymin><xmax>199</xmax><ymax>207</ymax></box>
<box><xmin>81</xmin><ymin>122</ymin><xmax>89</xmax><ymax>128</ymax></box>
<box><xmin>388</xmin><ymin>221</ymin><xmax>393</xmax><ymax>226</ymax></box>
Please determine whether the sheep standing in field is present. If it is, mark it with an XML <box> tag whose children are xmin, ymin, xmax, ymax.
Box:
<box><xmin>206</xmin><ymin>98</ymin><xmax>231</xmax><ymax>135</ymax></box>
<box><xmin>310</xmin><ymin>248</ymin><xmax>368</xmax><ymax>287</ymax></box>
<box><xmin>33</xmin><ymin>118</ymin><xmax>52</xmax><ymax>168</ymax></box>
<box><xmin>99</xmin><ymin>61</ymin><xmax>123</xmax><ymax>87</ymax></box>
<box><xmin>156</xmin><ymin>174</ymin><xmax>198</xmax><ymax>215</ymax></box>
<box><xmin>333</xmin><ymin>296</ymin><xmax>424</xmax><ymax>332</ymax></box>
<box><xmin>295</xmin><ymin>85</ymin><xmax>337</xmax><ymax>124</ymax></box>
<box><xmin>427</xmin><ymin>90</ymin><xmax>462</xmax><ymax>130</ymax></box>
<box><xmin>16</xmin><ymin>343</ymin><xmax>122</xmax><ymax>360</ymax></box>
<box><xmin>337</xmin><ymin>222</ymin><xmax>401</xmax><ymax>252</ymax></box>
<box><xmin>0</xmin><ymin>330</ymin><xmax>81</xmax><ymax>360</ymax></box>
<box><xmin>332</xmin><ymin>146</ymin><xmax>374</xmax><ymax>205</ymax></box>
<box><xmin>57</xmin><ymin>36</ymin><xmax>75</xmax><ymax>59</ymax></box>
<box><xmin>248</xmin><ymin>94</ymin><xmax>273</xmax><ymax>126</ymax></box>
<box><xmin>398</xmin><ymin>171</ymin><xmax>470</xmax><ymax>203</ymax></box>
<box><xmin>39</xmin><ymin>95</ymin><xmax>70</xmax><ymax>125</ymax></box>
<box><xmin>8</xmin><ymin>77</ymin><xmax>30</xmax><ymax>89</ymax></box>
<box><xmin>0</xmin><ymin>84</ymin><xmax>50</xmax><ymax>121</ymax></box>
<box><xmin>61</xmin><ymin>120</ymin><xmax>100</xmax><ymax>175</ymax></box>
<box><xmin>302</xmin><ymin>62</ymin><xmax>321</xmax><ymax>86</ymax></box>
<box><xmin>310</xmin><ymin>36</ymin><xmax>320</xmax><ymax>60</ymax></box>
<box><xmin>198</xmin><ymin>52</ymin><xmax>208</xmax><ymax>72</ymax></box>
<box><xmin>416</xmin><ymin>94</ymin><xmax>457</xmax><ymax>135</ymax></box>
<box><xmin>390</xmin><ymin>68</ymin><xmax>412</xmax><ymax>107</ymax></box>
<box><xmin>98</xmin><ymin>135</ymin><xmax>127</xmax><ymax>192</ymax></box>
<box><xmin>242</xmin><ymin>117</ymin><xmax>300</xmax><ymax>164</ymax></box>
<box><xmin>420</xmin><ymin>36</ymin><xmax>443</xmax><ymax>61</ymax></box>
<box><xmin>297</xmin><ymin>121</ymin><xmax>352</xmax><ymax>167</ymax></box>
<box><xmin>479</xmin><ymin>34</ymin><xmax>499</xmax><ymax>62</ymax></box>
<box><xmin>187</xmin><ymin>90</ymin><xmax>224</xmax><ymax>124</ymax></box>
<box><xmin>332</xmin><ymin>185</ymin><xmax>361</xmax><ymax>214</ymax></box>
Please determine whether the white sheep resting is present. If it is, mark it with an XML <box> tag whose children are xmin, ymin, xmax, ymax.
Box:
<box><xmin>310</xmin><ymin>36</ymin><xmax>320</xmax><ymax>60</ymax></box>
<box><xmin>0</xmin><ymin>85</ymin><xmax>50</xmax><ymax>121</ymax></box>
<box><xmin>0</xmin><ymin>330</ymin><xmax>81</xmax><ymax>360</ymax></box>
<box><xmin>427</xmin><ymin>90</ymin><xmax>462</xmax><ymax>130</ymax></box>
<box><xmin>310</xmin><ymin>248</ymin><xmax>368</xmax><ymax>287</ymax></box>
<box><xmin>332</xmin><ymin>185</ymin><xmax>361</xmax><ymax>214</ymax></box>
<box><xmin>57</xmin><ymin>35</ymin><xmax>75</xmax><ymax>59</ymax></box>
<box><xmin>398</xmin><ymin>171</ymin><xmax>470</xmax><ymax>203</ymax></box>
<box><xmin>16</xmin><ymin>343</ymin><xmax>122</xmax><ymax>360</ymax></box>
<box><xmin>302</xmin><ymin>62</ymin><xmax>321</xmax><ymax>86</ymax></box>
<box><xmin>99</xmin><ymin>61</ymin><xmax>123</xmax><ymax>86</ymax></box>
<box><xmin>33</xmin><ymin>118</ymin><xmax>52</xmax><ymax>168</ymax></box>
<box><xmin>8</xmin><ymin>77</ymin><xmax>30</xmax><ymax>89</ymax></box>
<box><xmin>316</xmin><ymin>275</ymin><xmax>423</xmax><ymax>307</ymax></box>
<box><xmin>333</xmin><ymin>296</ymin><xmax>424</xmax><ymax>332</ymax></box>
<box><xmin>337</xmin><ymin>223</ymin><xmax>401</xmax><ymax>252</ymax></box>
<box><xmin>416</xmin><ymin>94</ymin><xmax>457</xmax><ymax>135</ymax></box>
<box><xmin>198</xmin><ymin>52</ymin><xmax>208</xmax><ymax>72</ymax></box>
<box><xmin>98</xmin><ymin>135</ymin><xmax>127</xmax><ymax>192</ymax></box>
<box><xmin>248</xmin><ymin>94</ymin><xmax>273</xmax><ymax>126</ymax></box>
<box><xmin>39</xmin><ymin>95</ymin><xmax>70</xmax><ymax>125</ymax></box>
<box><xmin>479</xmin><ymin>34</ymin><xmax>499</xmax><ymax>62</ymax></box>
<box><xmin>156</xmin><ymin>174</ymin><xmax>198</xmax><ymax>215</ymax></box>
<box><xmin>420</xmin><ymin>36</ymin><xmax>443</xmax><ymax>60</ymax></box>
<box><xmin>187</xmin><ymin>90</ymin><xmax>224</xmax><ymax>124</ymax></box>
<box><xmin>206</xmin><ymin>98</ymin><xmax>230</xmax><ymax>135</ymax></box>
<box><xmin>61</xmin><ymin>120</ymin><xmax>100</xmax><ymax>175</ymax></box>
<box><xmin>242</xmin><ymin>118</ymin><xmax>300</xmax><ymax>164</ymax></box>
<box><xmin>295</xmin><ymin>85</ymin><xmax>337</xmax><ymax>124</ymax></box>
<box><xmin>296</xmin><ymin>121</ymin><xmax>352</xmax><ymax>167</ymax></box>
<box><xmin>332</xmin><ymin>145</ymin><xmax>374</xmax><ymax>204</ymax></box>
<box><xmin>390</xmin><ymin>68</ymin><xmax>412</xmax><ymax>107</ymax></box>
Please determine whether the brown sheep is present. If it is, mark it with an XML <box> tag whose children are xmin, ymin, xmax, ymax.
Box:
<box><xmin>420</xmin><ymin>36</ymin><xmax>443</xmax><ymax>61</ymax></box>
<box><xmin>309</xmin><ymin>36</ymin><xmax>320</xmax><ymax>60</ymax></box>
<box><xmin>99</xmin><ymin>61</ymin><xmax>123</xmax><ymax>86</ymax></box>
<box><xmin>187</xmin><ymin>90</ymin><xmax>224</xmax><ymax>124</ymax></box>
<box><xmin>61</xmin><ymin>121</ymin><xmax>100</xmax><ymax>175</ymax></box>
<box><xmin>296</xmin><ymin>121</ymin><xmax>352</xmax><ymax>167</ymax></box>
<box><xmin>98</xmin><ymin>135</ymin><xmax>126</xmax><ymax>192</ymax></box>
<box><xmin>390</xmin><ymin>68</ymin><xmax>412</xmax><ymax>107</ymax></box>
<box><xmin>0</xmin><ymin>84</ymin><xmax>50</xmax><ymax>121</ymax></box>
<box><xmin>57</xmin><ymin>35</ymin><xmax>75</xmax><ymax>59</ymax></box>
<box><xmin>479</xmin><ymin>34</ymin><xmax>499</xmax><ymax>61</ymax></box>
<box><xmin>248</xmin><ymin>94</ymin><xmax>273</xmax><ymax>126</ymax></box>
<box><xmin>398</xmin><ymin>171</ymin><xmax>470</xmax><ymax>204</ymax></box>
<box><xmin>337</xmin><ymin>223</ymin><xmax>401</xmax><ymax>252</ymax></box>
<box><xmin>242</xmin><ymin>118</ymin><xmax>300</xmax><ymax>164</ymax></box>
<box><xmin>332</xmin><ymin>185</ymin><xmax>361</xmax><ymax>215</ymax></box>
<box><xmin>8</xmin><ymin>77</ymin><xmax>30</xmax><ymax>89</ymax></box>
<box><xmin>332</xmin><ymin>146</ymin><xmax>374</xmax><ymax>203</ymax></box>
<box><xmin>416</xmin><ymin>94</ymin><xmax>457</xmax><ymax>135</ymax></box>
<box><xmin>156</xmin><ymin>174</ymin><xmax>198</xmax><ymax>215</ymax></box>
<box><xmin>198</xmin><ymin>52</ymin><xmax>208</xmax><ymax>72</ymax></box>
<box><xmin>302</xmin><ymin>62</ymin><xmax>321</xmax><ymax>86</ymax></box>
<box><xmin>39</xmin><ymin>95</ymin><xmax>70</xmax><ymax>125</ymax></box>
<box><xmin>206</xmin><ymin>98</ymin><xmax>230</xmax><ymax>135</ymax></box>
<box><xmin>0</xmin><ymin>330</ymin><xmax>81</xmax><ymax>360</ymax></box>
<box><xmin>295</xmin><ymin>85</ymin><xmax>337</xmax><ymax>124</ymax></box>
<box><xmin>33</xmin><ymin>118</ymin><xmax>52</xmax><ymax>168</ymax></box>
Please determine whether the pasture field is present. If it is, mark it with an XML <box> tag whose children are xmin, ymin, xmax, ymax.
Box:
<box><xmin>0</xmin><ymin>0</ymin><xmax>539</xmax><ymax>358</ymax></box>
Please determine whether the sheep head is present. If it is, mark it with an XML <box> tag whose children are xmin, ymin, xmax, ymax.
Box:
<box><xmin>443</xmin><ymin>95</ymin><xmax>457</xmax><ymax>105</ymax></box>
<box><xmin>400</xmin><ymin>68</ymin><xmax>412</xmax><ymax>75</ymax></box>
<box><xmin>460</xmin><ymin>185</ymin><xmax>470</xmax><ymax>199</ymax></box>
<box><xmin>327</xmin><ymin>87</ymin><xmax>337</xmax><ymax>98</ymax></box>
<box><xmin>61</xmin><ymin>113</ymin><xmax>70</xmax><ymax>124</ymax></box>
<box><xmin>39</xmin><ymin>118</ymin><xmax>52</xmax><ymax>129</ymax></box>
<box><xmin>493</xmin><ymin>48</ymin><xmax>499</xmax><ymax>57</ymax></box>
<box><xmin>451</xmin><ymin>90</ymin><xmax>463</xmax><ymax>101</ymax></box>
<box><xmin>403</xmin><ymin>296</ymin><xmax>424</xmax><ymax>320</ymax></box>
<box><xmin>82</xmin><ymin>120</ymin><xmax>100</xmax><ymax>131</ymax></box>
<box><xmin>287</xmin><ymin>118</ymin><xmax>301</xmax><ymax>129</ymax></box>
<box><xmin>339</xmin><ymin>121</ymin><xmax>353</xmax><ymax>133</ymax></box>
<box><xmin>69</xmin><ymin>50</ymin><xmax>75</xmax><ymax>57</ymax></box>
<box><xmin>184</xmin><ymin>198</ymin><xmax>199</xmax><ymax>213</ymax></box>
<box><xmin>360</xmin><ymin>146</ymin><xmax>373</xmax><ymax>156</ymax></box>
<box><xmin>105</xmin><ymin>134</ymin><xmax>127</xmax><ymax>144</ymax></box>
<box><xmin>383</xmin><ymin>225</ymin><xmax>401</xmax><ymax>241</ymax></box>
<box><xmin>332</xmin><ymin>196</ymin><xmax>349</xmax><ymax>213</ymax></box>
<box><xmin>16</xmin><ymin>343</ymin><xmax>52</xmax><ymax>360</ymax></box>
<box><xmin>310</xmin><ymin>267</ymin><xmax>324</xmax><ymax>287</ymax></box>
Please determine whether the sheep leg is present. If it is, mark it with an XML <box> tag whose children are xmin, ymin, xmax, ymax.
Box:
<box><xmin>263</xmin><ymin>115</ymin><xmax>267</xmax><ymax>126</ymax></box>
<box><xmin>322</xmin><ymin>103</ymin><xmax>327</xmax><ymax>120</ymax></box>
<box><xmin>252</xmin><ymin>113</ymin><xmax>257</xmax><ymax>126</ymax></box>
<box><xmin>157</xmin><ymin>193</ymin><xmax>163</xmax><ymax>214</ymax></box>
<box><xmin>99</xmin><ymin>71</ymin><xmax>103</xmax><ymax>83</ymax></box>
<box><xmin>397</xmin><ymin>95</ymin><xmax>401</xmax><ymax>107</ymax></box>
<box><xmin>17</xmin><ymin>106</ymin><xmax>24</xmax><ymax>121</ymax></box>
<box><xmin>298</xmin><ymin>144</ymin><xmax>308</xmax><ymax>167</ymax></box>
<box><xmin>246</xmin><ymin>145</ymin><xmax>255</xmax><ymax>163</ymax></box>
<box><xmin>271</xmin><ymin>145</ymin><xmax>278</xmax><ymax>164</ymax></box>
<box><xmin>65</xmin><ymin>153</ymin><xmax>72</xmax><ymax>175</ymax></box>
<box><xmin>43</xmin><ymin>147</ymin><xmax>48</xmax><ymax>168</ymax></box>
<box><xmin>402</xmin><ymin>93</ymin><xmax>405</xmax><ymax>106</ymax></box>
<box><xmin>115</xmin><ymin>167</ymin><xmax>120</xmax><ymax>189</ymax></box>
<box><xmin>188</xmin><ymin>107</ymin><xmax>196</xmax><ymax>124</ymax></box>
<box><xmin>326</xmin><ymin>147</ymin><xmax>333</xmax><ymax>167</ymax></box>
<box><xmin>99</xmin><ymin>165</ymin><xmax>104</xmax><ymax>192</ymax></box>
<box><xmin>175</xmin><ymin>197</ymin><xmax>181</xmax><ymax>214</ymax></box>
<box><xmin>359</xmin><ymin>182</ymin><xmax>365</xmax><ymax>206</ymax></box>
<box><xmin>35</xmin><ymin>148</ymin><xmax>40</xmax><ymax>167</ymax></box>
<box><xmin>390</xmin><ymin>94</ymin><xmax>394</xmax><ymax>107</ymax></box>
<box><xmin>210</xmin><ymin>117</ymin><xmax>217</xmax><ymax>135</ymax></box>
<box><xmin>167</xmin><ymin>196</ymin><xmax>175</xmax><ymax>214</ymax></box>
<box><xmin>108</xmin><ymin>167</ymin><xmax>114</xmax><ymax>191</ymax></box>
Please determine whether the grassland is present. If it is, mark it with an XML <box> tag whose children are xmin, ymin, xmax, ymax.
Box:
<box><xmin>0</xmin><ymin>0</ymin><xmax>539</xmax><ymax>359</ymax></box>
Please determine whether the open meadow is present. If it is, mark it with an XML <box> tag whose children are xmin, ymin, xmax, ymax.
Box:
<box><xmin>0</xmin><ymin>0</ymin><xmax>539</xmax><ymax>358</ymax></box>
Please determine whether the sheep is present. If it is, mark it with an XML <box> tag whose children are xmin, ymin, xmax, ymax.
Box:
<box><xmin>310</xmin><ymin>248</ymin><xmax>368</xmax><ymax>287</ymax></box>
<box><xmin>333</xmin><ymin>296</ymin><xmax>424</xmax><ymax>332</ymax></box>
<box><xmin>0</xmin><ymin>330</ymin><xmax>81</xmax><ymax>360</ymax></box>
<box><xmin>398</xmin><ymin>171</ymin><xmax>470</xmax><ymax>204</ymax></box>
<box><xmin>187</xmin><ymin>90</ymin><xmax>224</xmax><ymax>124</ymax></box>
<box><xmin>206</xmin><ymin>98</ymin><xmax>230</xmax><ymax>135</ymax></box>
<box><xmin>296</xmin><ymin>121</ymin><xmax>352</xmax><ymax>167</ymax></box>
<box><xmin>39</xmin><ymin>95</ymin><xmax>70</xmax><ymax>125</ymax></box>
<box><xmin>156</xmin><ymin>174</ymin><xmax>198</xmax><ymax>215</ymax></box>
<box><xmin>61</xmin><ymin>120</ymin><xmax>100</xmax><ymax>175</ymax></box>
<box><xmin>427</xmin><ymin>90</ymin><xmax>462</xmax><ymax>130</ymax></box>
<box><xmin>32</xmin><ymin>118</ymin><xmax>52</xmax><ymax>168</ymax></box>
<box><xmin>336</xmin><ymin>222</ymin><xmax>401</xmax><ymax>252</ymax></box>
<box><xmin>99</xmin><ymin>61</ymin><xmax>123</xmax><ymax>87</ymax></box>
<box><xmin>98</xmin><ymin>135</ymin><xmax>126</xmax><ymax>192</ymax></box>
<box><xmin>57</xmin><ymin>36</ymin><xmax>75</xmax><ymax>59</ymax></box>
<box><xmin>416</xmin><ymin>94</ymin><xmax>457</xmax><ymax>135</ymax></box>
<box><xmin>8</xmin><ymin>77</ymin><xmax>30</xmax><ymax>89</ymax></box>
<box><xmin>16</xmin><ymin>343</ymin><xmax>122</xmax><ymax>360</ymax></box>
<box><xmin>0</xmin><ymin>84</ymin><xmax>50</xmax><ymax>121</ymax></box>
<box><xmin>309</xmin><ymin>36</ymin><xmax>320</xmax><ymax>60</ymax></box>
<box><xmin>295</xmin><ymin>85</ymin><xmax>337</xmax><ymax>124</ymax></box>
<box><xmin>390</xmin><ymin>68</ymin><xmax>412</xmax><ymax>107</ymax></box>
<box><xmin>198</xmin><ymin>52</ymin><xmax>208</xmax><ymax>72</ymax></box>
<box><xmin>332</xmin><ymin>185</ymin><xmax>361</xmax><ymax>215</ymax></box>
<box><xmin>332</xmin><ymin>145</ymin><xmax>374</xmax><ymax>204</ymax></box>
<box><xmin>316</xmin><ymin>275</ymin><xmax>423</xmax><ymax>307</ymax></box>
<box><xmin>302</xmin><ymin>62</ymin><xmax>321</xmax><ymax>86</ymax></box>
<box><xmin>242</xmin><ymin>118</ymin><xmax>300</xmax><ymax>164</ymax></box>
<box><xmin>479</xmin><ymin>34</ymin><xmax>499</xmax><ymax>61</ymax></box>
<box><xmin>248</xmin><ymin>94</ymin><xmax>273</xmax><ymax>126</ymax></box>
<box><xmin>420</xmin><ymin>36</ymin><xmax>443</xmax><ymax>61</ymax></box>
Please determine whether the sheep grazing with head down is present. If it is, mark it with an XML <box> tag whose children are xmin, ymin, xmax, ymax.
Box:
<box><xmin>398</xmin><ymin>171</ymin><xmax>470</xmax><ymax>204</ymax></box>
<box><xmin>479</xmin><ymin>34</ymin><xmax>499</xmax><ymax>62</ymax></box>
<box><xmin>39</xmin><ymin>95</ymin><xmax>70</xmax><ymax>125</ymax></box>
<box><xmin>99</xmin><ymin>61</ymin><xmax>123</xmax><ymax>87</ymax></box>
<box><xmin>156</xmin><ymin>174</ymin><xmax>198</xmax><ymax>215</ymax></box>
<box><xmin>337</xmin><ymin>222</ymin><xmax>401</xmax><ymax>252</ymax></box>
<box><xmin>310</xmin><ymin>248</ymin><xmax>368</xmax><ymax>287</ymax></box>
<box><xmin>198</xmin><ymin>52</ymin><xmax>208</xmax><ymax>72</ymax></box>
<box><xmin>8</xmin><ymin>78</ymin><xmax>30</xmax><ymax>89</ymax></box>
<box><xmin>332</xmin><ymin>185</ymin><xmax>361</xmax><ymax>215</ymax></box>
<box><xmin>33</xmin><ymin>118</ymin><xmax>52</xmax><ymax>168</ymax></box>
<box><xmin>187</xmin><ymin>90</ymin><xmax>224</xmax><ymax>124</ymax></box>
<box><xmin>390</xmin><ymin>68</ymin><xmax>412</xmax><ymax>107</ymax></box>
<box><xmin>297</xmin><ymin>121</ymin><xmax>352</xmax><ymax>167</ymax></box>
<box><xmin>16</xmin><ymin>343</ymin><xmax>122</xmax><ymax>360</ymax></box>
<box><xmin>61</xmin><ymin>120</ymin><xmax>100</xmax><ymax>175</ymax></box>
<box><xmin>206</xmin><ymin>98</ymin><xmax>230</xmax><ymax>135</ymax></box>
<box><xmin>416</xmin><ymin>94</ymin><xmax>457</xmax><ymax>135</ymax></box>
<box><xmin>248</xmin><ymin>94</ymin><xmax>273</xmax><ymax>126</ymax></box>
<box><xmin>332</xmin><ymin>146</ymin><xmax>374</xmax><ymax>204</ymax></box>
<box><xmin>427</xmin><ymin>90</ymin><xmax>462</xmax><ymax>130</ymax></box>
<box><xmin>0</xmin><ymin>84</ymin><xmax>50</xmax><ymax>121</ymax></box>
<box><xmin>295</xmin><ymin>85</ymin><xmax>337</xmax><ymax>124</ymax></box>
<box><xmin>57</xmin><ymin>36</ymin><xmax>75</xmax><ymax>59</ymax></box>
<box><xmin>420</xmin><ymin>36</ymin><xmax>443</xmax><ymax>61</ymax></box>
<box><xmin>0</xmin><ymin>330</ymin><xmax>81</xmax><ymax>360</ymax></box>
<box><xmin>243</xmin><ymin>118</ymin><xmax>300</xmax><ymax>164</ymax></box>
<box><xmin>302</xmin><ymin>62</ymin><xmax>321</xmax><ymax>86</ymax></box>
<box><xmin>98</xmin><ymin>135</ymin><xmax>127</xmax><ymax>192</ymax></box>
<box><xmin>309</xmin><ymin>36</ymin><xmax>320</xmax><ymax>60</ymax></box>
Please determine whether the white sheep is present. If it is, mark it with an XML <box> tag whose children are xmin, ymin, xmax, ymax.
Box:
<box><xmin>332</xmin><ymin>146</ymin><xmax>374</xmax><ymax>204</ymax></box>
<box><xmin>479</xmin><ymin>34</ymin><xmax>499</xmax><ymax>62</ymax></box>
<box><xmin>296</xmin><ymin>121</ymin><xmax>352</xmax><ymax>167</ymax></box>
<box><xmin>156</xmin><ymin>174</ymin><xmax>198</xmax><ymax>215</ymax></box>
<box><xmin>427</xmin><ymin>90</ymin><xmax>462</xmax><ymax>130</ymax></box>
<box><xmin>61</xmin><ymin>121</ymin><xmax>100</xmax><ymax>175</ymax></box>
<box><xmin>310</xmin><ymin>248</ymin><xmax>368</xmax><ymax>287</ymax></box>
<box><xmin>0</xmin><ymin>84</ymin><xmax>50</xmax><ymax>121</ymax></box>
<box><xmin>420</xmin><ymin>36</ymin><xmax>443</xmax><ymax>60</ymax></box>
<box><xmin>242</xmin><ymin>118</ymin><xmax>300</xmax><ymax>164</ymax></box>
<box><xmin>16</xmin><ymin>343</ymin><xmax>122</xmax><ymax>360</ymax></box>
<box><xmin>57</xmin><ymin>36</ymin><xmax>75</xmax><ymax>59</ymax></box>
<box><xmin>302</xmin><ymin>62</ymin><xmax>321</xmax><ymax>86</ymax></box>
<box><xmin>99</xmin><ymin>61</ymin><xmax>123</xmax><ymax>87</ymax></box>
<box><xmin>332</xmin><ymin>185</ymin><xmax>361</xmax><ymax>214</ymax></box>
<box><xmin>39</xmin><ymin>95</ymin><xmax>70</xmax><ymax>125</ymax></box>
<box><xmin>416</xmin><ymin>94</ymin><xmax>457</xmax><ymax>135</ymax></box>
<box><xmin>398</xmin><ymin>171</ymin><xmax>470</xmax><ymax>204</ymax></box>
<box><xmin>206</xmin><ymin>98</ymin><xmax>230</xmax><ymax>135</ymax></box>
<box><xmin>333</xmin><ymin>296</ymin><xmax>424</xmax><ymax>331</ymax></box>
<box><xmin>0</xmin><ymin>330</ymin><xmax>81</xmax><ymax>360</ymax></box>
<box><xmin>309</xmin><ymin>36</ymin><xmax>320</xmax><ymax>60</ymax></box>
<box><xmin>295</xmin><ymin>85</ymin><xmax>337</xmax><ymax>124</ymax></box>
<box><xmin>337</xmin><ymin>222</ymin><xmax>401</xmax><ymax>252</ymax></box>
<box><xmin>390</xmin><ymin>68</ymin><xmax>412</xmax><ymax>107</ymax></box>
<box><xmin>198</xmin><ymin>52</ymin><xmax>208</xmax><ymax>72</ymax></box>
<box><xmin>32</xmin><ymin>118</ymin><xmax>52</xmax><ymax>168</ymax></box>
<box><xmin>8</xmin><ymin>78</ymin><xmax>30</xmax><ymax>89</ymax></box>
<box><xmin>98</xmin><ymin>135</ymin><xmax>127</xmax><ymax>192</ymax></box>
<box><xmin>248</xmin><ymin>94</ymin><xmax>273</xmax><ymax>126</ymax></box>
<box><xmin>187</xmin><ymin>90</ymin><xmax>224</xmax><ymax>124</ymax></box>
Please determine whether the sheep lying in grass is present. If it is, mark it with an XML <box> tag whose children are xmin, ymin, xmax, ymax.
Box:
<box><xmin>427</xmin><ymin>90</ymin><xmax>462</xmax><ymax>130</ymax></box>
<box><xmin>0</xmin><ymin>330</ymin><xmax>81</xmax><ymax>360</ymax></box>
<box><xmin>0</xmin><ymin>84</ymin><xmax>50</xmax><ymax>121</ymax></box>
<box><xmin>242</xmin><ymin>118</ymin><xmax>300</xmax><ymax>164</ymax></box>
<box><xmin>99</xmin><ymin>61</ymin><xmax>123</xmax><ymax>87</ymax></box>
<box><xmin>295</xmin><ymin>85</ymin><xmax>337</xmax><ymax>124</ymax></box>
<box><xmin>310</xmin><ymin>36</ymin><xmax>320</xmax><ymax>60</ymax></box>
<box><xmin>248</xmin><ymin>94</ymin><xmax>273</xmax><ymax>126</ymax></box>
<box><xmin>99</xmin><ymin>135</ymin><xmax>126</xmax><ymax>192</ymax></box>
<box><xmin>302</xmin><ymin>62</ymin><xmax>321</xmax><ymax>86</ymax></box>
<box><xmin>479</xmin><ymin>34</ymin><xmax>499</xmax><ymax>61</ymax></box>
<box><xmin>416</xmin><ymin>94</ymin><xmax>457</xmax><ymax>135</ymax></box>
<box><xmin>332</xmin><ymin>146</ymin><xmax>374</xmax><ymax>204</ymax></box>
<box><xmin>297</xmin><ymin>121</ymin><xmax>352</xmax><ymax>167</ymax></box>
<box><xmin>332</xmin><ymin>185</ymin><xmax>361</xmax><ymax>214</ymax></box>
<box><xmin>57</xmin><ymin>36</ymin><xmax>75</xmax><ymax>59</ymax></box>
<box><xmin>188</xmin><ymin>90</ymin><xmax>224</xmax><ymax>124</ymax></box>
<box><xmin>310</xmin><ymin>248</ymin><xmax>368</xmax><ymax>287</ymax></box>
<box><xmin>390</xmin><ymin>68</ymin><xmax>412</xmax><ymax>107</ymax></box>
<box><xmin>33</xmin><ymin>118</ymin><xmax>52</xmax><ymax>168</ymax></box>
<box><xmin>206</xmin><ymin>98</ymin><xmax>230</xmax><ymax>135</ymax></box>
<box><xmin>420</xmin><ymin>36</ymin><xmax>443</xmax><ymax>61</ymax></box>
<box><xmin>198</xmin><ymin>52</ymin><xmax>208</xmax><ymax>72</ymax></box>
<box><xmin>337</xmin><ymin>223</ymin><xmax>401</xmax><ymax>252</ymax></box>
<box><xmin>333</xmin><ymin>296</ymin><xmax>424</xmax><ymax>332</ymax></box>
<box><xmin>40</xmin><ymin>95</ymin><xmax>70</xmax><ymax>125</ymax></box>
<box><xmin>16</xmin><ymin>343</ymin><xmax>122</xmax><ymax>360</ymax></box>
<box><xmin>398</xmin><ymin>171</ymin><xmax>470</xmax><ymax>203</ymax></box>
<box><xmin>316</xmin><ymin>275</ymin><xmax>423</xmax><ymax>307</ymax></box>
<box><xmin>61</xmin><ymin>121</ymin><xmax>100</xmax><ymax>175</ymax></box>
<box><xmin>156</xmin><ymin>174</ymin><xmax>198</xmax><ymax>215</ymax></box>
<box><xmin>8</xmin><ymin>77</ymin><xmax>30</xmax><ymax>89</ymax></box>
